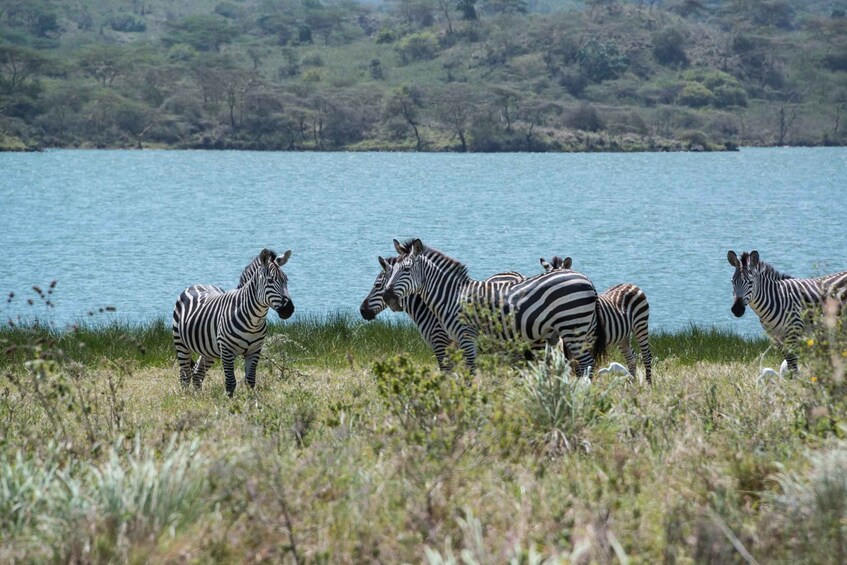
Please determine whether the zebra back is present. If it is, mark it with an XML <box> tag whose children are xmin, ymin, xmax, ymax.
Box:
<box><xmin>385</xmin><ymin>239</ymin><xmax>602</xmax><ymax>375</ymax></box>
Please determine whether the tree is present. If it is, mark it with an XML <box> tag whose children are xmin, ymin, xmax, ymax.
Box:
<box><xmin>490</xmin><ymin>86</ymin><xmax>520</xmax><ymax>133</ymax></box>
<box><xmin>386</xmin><ymin>84</ymin><xmax>425</xmax><ymax>150</ymax></box>
<box><xmin>78</xmin><ymin>46</ymin><xmax>131</xmax><ymax>88</ymax></box>
<box><xmin>222</xmin><ymin>69</ymin><xmax>255</xmax><ymax>131</ymax></box>
<box><xmin>457</xmin><ymin>0</ymin><xmax>478</xmax><ymax>21</ymax></box>
<box><xmin>397</xmin><ymin>0</ymin><xmax>435</xmax><ymax>28</ymax></box>
<box><xmin>0</xmin><ymin>45</ymin><xmax>47</xmax><ymax>96</ymax></box>
<box><xmin>434</xmin><ymin>83</ymin><xmax>477</xmax><ymax>151</ymax></box>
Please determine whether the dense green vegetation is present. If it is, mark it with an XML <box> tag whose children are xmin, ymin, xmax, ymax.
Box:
<box><xmin>1</xmin><ymin>0</ymin><xmax>846</xmax><ymax>151</ymax></box>
<box><xmin>2</xmin><ymin>313</ymin><xmax>847</xmax><ymax>561</ymax></box>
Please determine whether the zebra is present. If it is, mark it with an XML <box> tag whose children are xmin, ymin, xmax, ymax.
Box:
<box><xmin>381</xmin><ymin>239</ymin><xmax>604</xmax><ymax>376</ymax></box>
<box><xmin>727</xmin><ymin>250</ymin><xmax>847</xmax><ymax>372</ymax></box>
<box><xmin>359</xmin><ymin>255</ymin><xmax>524</xmax><ymax>370</ymax></box>
<box><xmin>540</xmin><ymin>255</ymin><xmax>653</xmax><ymax>383</ymax></box>
<box><xmin>172</xmin><ymin>248</ymin><xmax>294</xmax><ymax>396</ymax></box>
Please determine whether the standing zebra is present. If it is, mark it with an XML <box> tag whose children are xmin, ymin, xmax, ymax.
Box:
<box><xmin>172</xmin><ymin>249</ymin><xmax>294</xmax><ymax>396</ymax></box>
<box><xmin>727</xmin><ymin>250</ymin><xmax>847</xmax><ymax>372</ymax></box>
<box><xmin>359</xmin><ymin>255</ymin><xmax>524</xmax><ymax>370</ymax></box>
<box><xmin>382</xmin><ymin>239</ymin><xmax>604</xmax><ymax>376</ymax></box>
<box><xmin>540</xmin><ymin>255</ymin><xmax>653</xmax><ymax>383</ymax></box>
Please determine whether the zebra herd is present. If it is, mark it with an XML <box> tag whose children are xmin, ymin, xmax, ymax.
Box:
<box><xmin>171</xmin><ymin>241</ymin><xmax>847</xmax><ymax>395</ymax></box>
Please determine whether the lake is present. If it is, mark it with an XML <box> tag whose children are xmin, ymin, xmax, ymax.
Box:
<box><xmin>1</xmin><ymin>148</ymin><xmax>845</xmax><ymax>335</ymax></box>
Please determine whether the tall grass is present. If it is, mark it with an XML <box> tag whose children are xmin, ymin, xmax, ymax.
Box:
<box><xmin>3</xmin><ymin>312</ymin><xmax>844</xmax><ymax>561</ymax></box>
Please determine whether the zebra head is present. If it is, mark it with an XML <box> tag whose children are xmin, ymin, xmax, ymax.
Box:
<box><xmin>383</xmin><ymin>238</ymin><xmax>425</xmax><ymax>312</ymax></box>
<box><xmin>727</xmin><ymin>250</ymin><xmax>759</xmax><ymax>317</ymax></box>
<box><xmin>256</xmin><ymin>248</ymin><xmax>295</xmax><ymax>319</ymax></box>
<box><xmin>539</xmin><ymin>256</ymin><xmax>573</xmax><ymax>273</ymax></box>
<box><xmin>360</xmin><ymin>256</ymin><xmax>396</xmax><ymax>321</ymax></box>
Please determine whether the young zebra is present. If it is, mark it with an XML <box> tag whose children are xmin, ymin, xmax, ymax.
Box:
<box><xmin>382</xmin><ymin>239</ymin><xmax>604</xmax><ymax>376</ymax></box>
<box><xmin>359</xmin><ymin>255</ymin><xmax>524</xmax><ymax>370</ymax></box>
<box><xmin>727</xmin><ymin>250</ymin><xmax>847</xmax><ymax>372</ymax></box>
<box><xmin>172</xmin><ymin>249</ymin><xmax>294</xmax><ymax>396</ymax></box>
<box><xmin>540</xmin><ymin>255</ymin><xmax>653</xmax><ymax>383</ymax></box>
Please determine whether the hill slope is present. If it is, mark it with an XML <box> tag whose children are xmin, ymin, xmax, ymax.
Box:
<box><xmin>1</xmin><ymin>0</ymin><xmax>846</xmax><ymax>151</ymax></box>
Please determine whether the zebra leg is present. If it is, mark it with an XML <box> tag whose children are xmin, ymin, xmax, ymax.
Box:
<box><xmin>619</xmin><ymin>341</ymin><xmax>637</xmax><ymax>379</ymax></box>
<box><xmin>458</xmin><ymin>334</ymin><xmax>477</xmax><ymax>372</ymax></box>
<box><xmin>176</xmin><ymin>348</ymin><xmax>193</xmax><ymax>387</ymax></box>
<box><xmin>221</xmin><ymin>349</ymin><xmax>238</xmax><ymax>396</ymax></box>
<box><xmin>244</xmin><ymin>351</ymin><xmax>260</xmax><ymax>389</ymax></box>
<box><xmin>785</xmin><ymin>352</ymin><xmax>799</xmax><ymax>374</ymax></box>
<box><xmin>639</xmin><ymin>339</ymin><xmax>653</xmax><ymax>384</ymax></box>
<box><xmin>192</xmin><ymin>355</ymin><xmax>215</xmax><ymax>389</ymax></box>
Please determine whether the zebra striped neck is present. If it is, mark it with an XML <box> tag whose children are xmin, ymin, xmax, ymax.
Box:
<box><xmin>237</xmin><ymin>271</ymin><xmax>271</xmax><ymax>325</ymax></box>
<box><xmin>747</xmin><ymin>261</ymin><xmax>796</xmax><ymax>324</ymax></box>
<box><xmin>416</xmin><ymin>248</ymin><xmax>472</xmax><ymax>318</ymax></box>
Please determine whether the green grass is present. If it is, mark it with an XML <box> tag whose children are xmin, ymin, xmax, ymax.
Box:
<box><xmin>3</xmin><ymin>315</ymin><xmax>845</xmax><ymax>562</ymax></box>
<box><xmin>1</xmin><ymin>314</ymin><xmax>775</xmax><ymax>370</ymax></box>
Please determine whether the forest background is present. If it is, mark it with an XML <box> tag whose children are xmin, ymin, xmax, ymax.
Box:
<box><xmin>1</xmin><ymin>0</ymin><xmax>846</xmax><ymax>152</ymax></box>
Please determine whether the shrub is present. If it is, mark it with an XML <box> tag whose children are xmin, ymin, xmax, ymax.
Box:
<box><xmin>109</xmin><ymin>13</ymin><xmax>147</xmax><ymax>33</ymax></box>
<box><xmin>566</xmin><ymin>102</ymin><xmax>605</xmax><ymax>132</ymax></box>
<box><xmin>765</xmin><ymin>442</ymin><xmax>847</xmax><ymax>561</ymax></box>
<box><xmin>513</xmin><ymin>347</ymin><xmax>622</xmax><ymax>455</ymax></box>
<box><xmin>167</xmin><ymin>43</ymin><xmax>198</xmax><ymax>62</ymax></box>
<box><xmin>680</xmin><ymin>129</ymin><xmax>710</xmax><ymax>149</ymax></box>
<box><xmin>301</xmin><ymin>52</ymin><xmax>324</xmax><ymax>67</ymax></box>
<box><xmin>396</xmin><ymin>32</ymin><xmax>440</xmax><ymax>66</ymax></box>
<box><xmin>375</xmin><ymin>27</ymin><xmax>395</xmax><ymax>44</ymax></box>
<box><xmin>373</xmin><ymin>355</ymin><xmax>483</xmax><ymax>457</ymax></box>
<box><xmin>652</xmin><ymin>27</ymin><xmax>689</xmax><ymax>68</ymax></box>
<box><xmin>214</xmin><ymin>2</ymin><xmax>246</xmax><ymax>20</ymax></box>
<box><xmin>678</xmin><ymin>82</ymin><xmax>715</xmax><ymax>108</ymax></box>
<box><xmin>577</xmin><ymin>37</ymin><xmax>628</xmax><ymax>83</ymax></box>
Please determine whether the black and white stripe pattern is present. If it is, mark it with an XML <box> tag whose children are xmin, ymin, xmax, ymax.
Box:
<box><xmin>541</xmin><ymin>255</ymin><xmax>653</xmax><ymax>383</ymax></box>
<box><xmin>728</xmin><ymin>249</ymin><xmax>847</xmax><ymax>372</ymax></box>
<box><xmin>359</xmin><ymin>255</ymin><xmax>524</xmax><ymax>370</ymax></box>
<box><xmin>172</xmin><ymin>249</ymin><xmax>294</xmax><ymax>395</ymax></box>
<box><xmin>382</xmin><ymin>239</ymin><xmax>604</xmax><ymax>376</ymax></box>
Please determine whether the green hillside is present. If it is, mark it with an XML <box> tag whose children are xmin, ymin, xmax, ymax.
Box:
<box><xmin>1</xmin><ymin>0</ymin><xmax>846</xmax><ymax>151</ymax></box>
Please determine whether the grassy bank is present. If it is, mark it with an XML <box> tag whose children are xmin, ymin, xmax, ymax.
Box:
<box><xmin>2</xmin><ymin>317</ymin><xmax>846</xmax><ymax>562</ymax></box>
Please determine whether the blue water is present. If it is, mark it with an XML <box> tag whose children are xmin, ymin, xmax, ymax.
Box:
<box><xmin>1</xmin><ymin>148</ymin><xmax>845</xmax><ymax>335</ymax></box>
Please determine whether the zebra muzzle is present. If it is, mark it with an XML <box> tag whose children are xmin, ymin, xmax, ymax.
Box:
<box><xmin>276</xmin><ymin>300</ymin><xmax>295</xmax><ymax>320</ymax></box>
<box><xmin>731</xmin><ymin>297</ymin><xmax>746</xmax><ymax>317</ymax></box>
<box><xmin>360</xmin><ymin>303</ymin><xmax>377</xmax><ymax>320</ymax></box>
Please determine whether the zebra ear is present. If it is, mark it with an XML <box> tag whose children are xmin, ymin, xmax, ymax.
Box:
<box><xmin>727</xmin><ymin>250</ymin><xmax>739</xmax><ymax>267</ymax></box>
<box><xmin>750</xmin><ymin>250</ymin><xmax>760</xmax><ymax>268</ymax></box>
<box><xmin>539</xmin><ymin>258</ymin><xmax>552</xmax><ymax>272</ymax></box>
<box><xmin>259</xmin><ymin>248</ymin><xmax>272</xmax><ymax>264</ymax></box>
<box><xmin>411</xmin><ymin>239</ymin><xmax>424</xmax><ymax>254</ymax></box>
<box><xmin>393</xmin><ymin>239</ymin><xmax>406</xmax><ymax>255</ymax></box>
<box><xmin>562</xmin><ymin>256</ymin><xmax>573</xmax><ymax>269</ymax></box>
<box><xmin>275</xmin><ymin>250</ymin><xmax>291</xmax><ymax>267</ymax></box>
<box><xmin>378</xmin><ymin>256</ymin><xmax>390</xmax><ymax>272</ymax></box>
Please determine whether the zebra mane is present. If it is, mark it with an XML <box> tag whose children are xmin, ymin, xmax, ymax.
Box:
<box><xmin>759</xmin><ymin>262</ymin><xmax>793</xmax><ymax>280</ymax></box>
<box><xmin>742</xmin><ymin>252</ymin><xmax>793</xmax><ymax>280</ymax></box>
<box><xmin>406</xmin><ymin>241</ymin><xmax>469</xmax><ymax>280</ymax></box>
<box><xmin>237</xmin><ymin>249</ymin><xmax>280</xmax><ymax>289</ymax></box>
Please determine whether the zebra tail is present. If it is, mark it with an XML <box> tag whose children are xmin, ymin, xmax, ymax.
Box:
<box><xmin>592</xmin><ymin>301</ymin><xmax>607</xmax><ymax>363</ymax></box>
